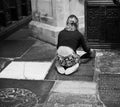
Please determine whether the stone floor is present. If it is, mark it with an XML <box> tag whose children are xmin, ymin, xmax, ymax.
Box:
<box><xmin>0</xmin><ymin>25</ymin><xmax>120</xmax><ymax>107</ymax></box>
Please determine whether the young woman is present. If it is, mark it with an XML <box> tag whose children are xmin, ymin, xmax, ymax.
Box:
<box><xmin>56</xmin><ymin>14</ymin><xmax>94</xmax><ymax>75</ymax></box>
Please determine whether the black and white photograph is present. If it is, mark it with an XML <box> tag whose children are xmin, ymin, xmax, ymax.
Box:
<box><xmin>0</xmin><ymin>0</ymin><xmax>120</xmax><ymax>107</ymax></box>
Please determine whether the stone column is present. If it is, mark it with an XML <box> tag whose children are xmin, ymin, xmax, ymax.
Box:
<box><xmin>55</xmin><ymin>0</ymin><xmax>70</xmax><ymax>27</ymax></box>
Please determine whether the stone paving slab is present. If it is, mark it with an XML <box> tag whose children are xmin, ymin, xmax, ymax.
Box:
<box><xmin>43</xmin><ymin>81</ymin><xmax>104</xmax><ymax>107</ymax></box>
<box><xmin>51</xmin><ymin>81</ymin><xmax>97</xmax><ymax>94</ymax></box>
<box><xmin>44</xmin><ymin>93</ymin><xmax>103</xmax><ymax>107</ymax></box>
<box><xmin>99</xmin><ymin>74</ymin><xmax>120</xmax><ymax>90</ymax></box>
<box><xmin>0</xmin><ymin>40</ymin><xmax>35</xmax><ymax>59</ymax></box>
<box><xmin>98</xmin><ymin>74</ymin><xmax>120</xmax><ymax>107</ymax></box>
<box><xmin>0</xmin><ymin>79</ymin><xmax>55</xmax><ymax>106</ymax></box>
<box><xmin>96</xmin><ymin>49</ymin><xmax>120</xmax><ymax>74</ymax></box>
<box><xmin>0</xmin><ymin>61</ymin><xmax>52</xmax><ymax>80</ymax></box>
<box><xmin>16</xmin><ymin>40</ymin><xmax>56</xmax><ymax>61</ymax></box>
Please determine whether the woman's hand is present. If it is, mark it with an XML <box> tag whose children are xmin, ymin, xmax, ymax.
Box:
<box><xmin>80</xmin><ymin>49</ymin><xmax>96</xmax><ymax>63</ymax></box>
<box><xmin>89</xmin><ymin>50</ymin><xmax>96</xmax><ymax>58</ymax></box>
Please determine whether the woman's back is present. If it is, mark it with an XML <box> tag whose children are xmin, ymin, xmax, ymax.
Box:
<box><xmin>57</xmin><ymin>29</ymin><xmax>82</xmax><ymax>52</ymax></box>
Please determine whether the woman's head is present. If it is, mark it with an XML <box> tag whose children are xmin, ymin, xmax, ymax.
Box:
<box><xmin>65</xmin><ymin>15</ymin><xmax>79</xmax><ymax>31</ymax></box>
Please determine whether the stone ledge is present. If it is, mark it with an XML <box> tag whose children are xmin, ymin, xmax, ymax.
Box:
<box><xmin>29</xmin><ymin>21</ymin><xmax>64</xmax><ymax>45</ymax></box>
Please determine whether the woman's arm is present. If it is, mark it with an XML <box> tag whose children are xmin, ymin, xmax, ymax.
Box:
<box><xmin>80</xmin><ymin>34</ymin><xmax>96</xmax><ymax>58</ymax></box>
<box><xmin>80</xmin><ymin>34</ymin><xmax>91</xmax><ymax>53</ymax></box>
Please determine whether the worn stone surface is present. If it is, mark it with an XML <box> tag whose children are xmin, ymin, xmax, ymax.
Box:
<box><xmin>44</xmin><ymin>92</ymin><xmax>104</xmax><ymax>107</ymax></box>
<box><xmin>43</xmin><ymin>81</ymin><xmax>104</xmax><ymax>107</ymax></box>
<box><xmin>0</xmin><ymin>79</ymin><xmax>55</xmax><ymax>105</ymax></box>
<box><xmin>51</xmin><ymin>81</ymin><xmax>97</xmax><ymax>95</ymax></box>
<box><xmin>0</xmin><ymin>88</ymin><xmax>38</xmax><ymax>107</ymax></box>
<box><xmin>16</xmin><ymin>39</ymin><xmax>56</xmax><ymax>61</ymax></box>
<box><xmin>99</xmin><ymin>74</ymin><xmax>120</xmax><ymax>107</ymax></box>
<box><xmin>96</xmin><ymin>49</ymin><xmax>120</xmax><ymax>74</ymax></box>
<box><xmin>99</xmin><ymin>74</ymin><xmax>120</xmax><ymax>90</ymax></box>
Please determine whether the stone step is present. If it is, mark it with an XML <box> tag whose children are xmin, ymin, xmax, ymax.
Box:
<box><xmin>88</xmin><ymin>42</ymin><xmax>120</xmax><ymax>49</ymax></box>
